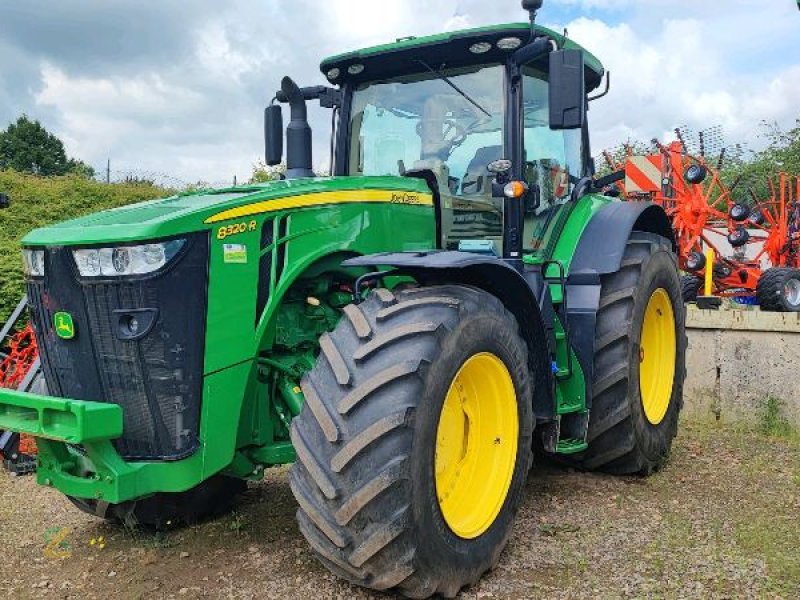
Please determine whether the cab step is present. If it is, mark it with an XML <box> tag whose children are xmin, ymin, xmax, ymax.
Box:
<box><xmin>555</xmin><ymin>438</ymin><xmax>588</xmax><ymax>454</ymax></box>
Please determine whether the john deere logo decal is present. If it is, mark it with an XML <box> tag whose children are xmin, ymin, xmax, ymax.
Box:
<box><xmin>54</xmin><ymin>312</ymin><xmax>75</xmax><ymax>340</ymax></box>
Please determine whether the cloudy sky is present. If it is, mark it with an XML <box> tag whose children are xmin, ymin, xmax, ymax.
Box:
<box><xmin>1</xmin><ymin>0</ymin><xmax>798</xmax><ymax>185</ymax></box>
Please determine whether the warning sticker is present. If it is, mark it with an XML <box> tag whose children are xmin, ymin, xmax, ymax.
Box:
<box><xmin>223</xmin><ymin>243</ymin><xmax>247</xmax><ymax>264</ymax></box>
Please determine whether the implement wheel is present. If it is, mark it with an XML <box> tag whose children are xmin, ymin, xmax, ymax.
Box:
<box><xmin>566</xmin><ymin>232</ymin><xmax>686</xmax><ymax>475</ymax></box>
<box><xmin>756</xmin><ymin>267</ymin><xmax>800</xmax><ymax>312</ymax></box>
<box><xmin>289</xmin><ymin>285</ymin><xmax>534</xmax><ymax>598</ymax></box>
<box><xmin>680</xmin><ymin>274</ymin><xmax>702</xmax><ymax>303</ymax></box>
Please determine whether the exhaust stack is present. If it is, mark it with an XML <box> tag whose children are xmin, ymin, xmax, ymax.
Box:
<box><xmin>281</xmin><ymin>77</ymin><xmax>315</xmax><ymax>179</ymax></box>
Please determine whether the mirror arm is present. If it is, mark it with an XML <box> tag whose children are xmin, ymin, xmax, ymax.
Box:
<box><xmin>591</xmin><ymin>169</ymin><xmax>625</xmax><ymax>191</ymax></box>
<box><xmin>510</xmin><ymin>36</ymin><xmax>553</xmax><ymax>67</ymax></box>
<box><xmin>276</xmin><ymin>85</ymin><xmax>342</xmax><ymax>109</ymax></box>
<box><xmin>588</xmin><ymin>71</ymin><xmax>611</xmax><ymax>102</ymax></box>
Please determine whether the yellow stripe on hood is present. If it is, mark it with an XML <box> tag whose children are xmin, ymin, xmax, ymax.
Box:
<box><xmin>205</xmin><ymin>189</ymin><xmax>433</xmax><ymax>224</ymax></box>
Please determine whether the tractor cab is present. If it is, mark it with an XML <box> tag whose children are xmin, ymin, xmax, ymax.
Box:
<box><xmin>268</xmin><ymin>15</ymin><xmax>605</xmax><ymax>263</ymax></box>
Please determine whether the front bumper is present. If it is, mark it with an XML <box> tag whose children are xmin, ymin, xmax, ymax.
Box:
<box><xmin>0</xmin><ymin>387</ymin><xmax>137</xmax><ymax>502</ymax></box>
<box><xmin>0</xmin><ymin>387</ymin><xmax>123</xmax><ymax>443</ymax></box>
<box><xmin>0</xmin><ymin>359</ymin><xmax>253</xmax><ymax>504</ymax></box>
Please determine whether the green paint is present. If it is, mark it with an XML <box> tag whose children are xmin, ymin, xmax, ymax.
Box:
<box><xmin>53</xmin><ymin>311</ymin><xmax>75</xmax><ymax>340</ymax></box>
<box><xmin>1</xmin><ymin>191</ymin><xmax>437</xmax><ymax>502</ymax></box>
<box><xmin>0</xmin><ymin>388</ymin><xmax>122</xmax><ymax>443</ymax></box>
<box><xmin>521</xmin><ymin>193</ymin><xmax>613</xmax><ymax>430</ymax></box>
<box><xmin>21</xmin><ymin>176</ymin><xmax>433</xmax><ymax>247</ymax></box>
<box><xmin>555</xmin><ymin>438</ymin><xmax>589</xmax><ymax>454</ymax></box>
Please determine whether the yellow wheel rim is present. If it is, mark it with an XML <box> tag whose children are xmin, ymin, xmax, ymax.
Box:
<box><xmin>639</xmin><ymin>288</ymin><xmax>677</xmax><ymax>425</ymax></box>
<box><xmin>434</xmin><ymin>352</ymin><xmax>518</xmax><ymax>539</ymax></box>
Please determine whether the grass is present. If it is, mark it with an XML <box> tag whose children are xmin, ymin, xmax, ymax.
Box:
<box><xmin>0</xmin><ymin>169</ymin><xmax>170</xmax><ymax>324</ymax></box>
<box><xmin>759</xmin><ymin>396</ymin><xmax>795</xmax><ymax>439</ymax></box>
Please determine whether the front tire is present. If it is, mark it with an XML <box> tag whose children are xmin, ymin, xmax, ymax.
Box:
<box><xmin>289</xmin><ymin>285</ymin><xmax>534</xmax><ymax>598</ymax></box>
<box><xmin>566</xmin><ymin>232</ymin><xmax>686</xmax><ymax>475</ymax></box>
<box><xmin>66</xmin><ymin>474</ymin><xmax>247</xmax><ymax>529</ymax></box>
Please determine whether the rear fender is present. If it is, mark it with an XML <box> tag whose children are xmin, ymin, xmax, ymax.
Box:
<box><xmin>570</xmin><ymin>201</ymin><xmax>674</xmax><ymax>276</ymax></box>
<box><xmin>564</xmin><ymin>201</ymin><xmax>675</xmax><ymax>400</ymax></box>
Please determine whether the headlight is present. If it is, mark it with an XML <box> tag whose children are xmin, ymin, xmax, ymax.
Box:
<box><xmin>22</xmin><ymin>249</ymin><xmax>45</xmax><ymax>277</ymax></box>
<box><xmin>73</xmin><ymin>240</ymin><xmax>185</xmax><ymax>277</ymax></box>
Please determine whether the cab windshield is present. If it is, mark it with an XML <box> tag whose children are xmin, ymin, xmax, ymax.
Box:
<box><xmin>348</xmin><ymin>65</ymin><xmax>504</xmax><ymax>181</ymax></box>
<box><xmin>348</xmin><ymin>65</ymin><xmax>505</xmax><ymax>251</ymax></box>
<box><xmin>347</xmin><ymin>63</ymin><xmax>584</xmax><ymax>256</ymax></box>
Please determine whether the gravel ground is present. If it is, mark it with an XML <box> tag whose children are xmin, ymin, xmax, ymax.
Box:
<box><xmin>1</xmin><ymin>420</ymin><xmax>798</xmax><ymax>599</ymax></box>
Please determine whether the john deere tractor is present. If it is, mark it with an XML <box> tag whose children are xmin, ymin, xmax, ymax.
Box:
<box><xmin>0</xmin><ymin>1</ymin><xmax>685</xmax><ymax>596</ymax></box>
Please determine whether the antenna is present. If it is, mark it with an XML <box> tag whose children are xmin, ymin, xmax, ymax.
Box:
<box><xmin>522</xmin><ymin>0</ymin><xmax>544</xmax><ymax>39</ymax></box>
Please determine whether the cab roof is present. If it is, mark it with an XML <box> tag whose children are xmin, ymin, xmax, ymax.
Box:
<box><xmin>320</xmin><ymin>23</ymin><xmax>604</xmax><ymax>91</ymax></box>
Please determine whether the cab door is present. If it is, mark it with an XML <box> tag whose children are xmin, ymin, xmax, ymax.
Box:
<box><xmin>519</xmin><ymin>65</ymin><xmax>586</xmax><ymax>257</ymax></box>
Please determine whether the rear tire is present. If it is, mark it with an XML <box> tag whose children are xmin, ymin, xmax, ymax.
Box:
<box><xmin>756</xmin><ymin>267</ymin><xmax>800</xmax><ymax>312</ymax></box>
<box><xmin>289</xmin><ymin>285</ymin><xmax>534</xmax><ymax>598</ymax></box>
<box><xmin>66</xmin><ymin>474</ymin><xmax>247</xmax><ymax>529</ymax></box>
<box><xmin>565</xmin><ymin>232</ymin><xmax>686</xmax><ymax>475</ymax></box>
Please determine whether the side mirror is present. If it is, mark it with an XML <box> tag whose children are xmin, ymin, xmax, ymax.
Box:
<box><xmin>264</xmin><ymin>104</ymin><xmax>283</xmax><ymax>166</ymax></box>
<box><xmin>0</xmin><ymin>193</ymin><xmax>9</xmax><ymax>209</ymax></box>
<box><xmin>549</xmin><ymin>49</ymin><xmax>586</xmax><ymax>130</ymax></box>
<box><xmin>489</xmin><ymin>159</ymin><xmax>512</xmax><ymax>198</ymax></box>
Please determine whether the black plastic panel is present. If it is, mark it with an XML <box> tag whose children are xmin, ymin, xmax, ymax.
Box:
<box><xmin>256</xmin><ymin>218</ymin><xmax>274</xmax><ymax>323</ymax></box>
<box><xmin>27</xmin><ymin>233</ymin><xmax>209</xmax><ymax>461</ymax></box>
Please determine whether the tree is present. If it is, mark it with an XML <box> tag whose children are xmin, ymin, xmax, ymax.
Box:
<box><xmin>594</xmin><ymin>138</ymin><xmax>653</xmax><ymax>177</ymax></box>
<box><xmin>66</xmin><ymin>158</ymin><xmax>96</xmax><ymax>179</ymax></box>
<box><xmin>249</xmin><ymin>160</ymin><xmax>286</xmax><ymax>183</ymax></box>
<box><xmin>0</xmin><ymin>115</ymin><xmax>94</xmax><ymax>177</ymax></box>
<box><xmin>720</xmin><ymin>120</ymin><xmax>800</xmax><ymax>203</ymax></box>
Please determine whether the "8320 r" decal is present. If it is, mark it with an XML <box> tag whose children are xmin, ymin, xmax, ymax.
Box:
<box><xmin>217</xmin><ymin>220</ymin><xmax>257</xmax><ymax>240</ymax></box>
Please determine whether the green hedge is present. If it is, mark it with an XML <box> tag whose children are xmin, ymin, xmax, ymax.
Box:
<box><xmin>0</xmin><ymin>170</ymin><xmax>169</xmax><ymax>325</ymax></box>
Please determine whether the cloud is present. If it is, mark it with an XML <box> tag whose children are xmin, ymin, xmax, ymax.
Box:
<box><xmin>563</xmin><ymin>7</ymin><xmax>800</xmax><ymax>155</ymax></box>
<box><xmin>0</xmin><ymin>0</ymin><xmax>797</xmax><ymax>183</ymax></box>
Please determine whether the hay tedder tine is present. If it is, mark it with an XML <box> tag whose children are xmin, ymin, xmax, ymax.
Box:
<box><xmin>18</xmin><ymin>356</ymin><xmax>41</xmax><ymax>393</ymax></box>
<box><xmin>0</xmin><ymin>295</ymin><xmax>27</xmax><ymax>346</ymax></box>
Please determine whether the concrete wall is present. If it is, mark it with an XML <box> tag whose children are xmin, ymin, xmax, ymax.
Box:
<box><xmin>684</xmin><ymin>306</ymin><xmax>800</xmax><ymax>426</ymax></box>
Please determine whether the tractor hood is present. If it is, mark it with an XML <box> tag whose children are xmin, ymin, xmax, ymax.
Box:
<box><xmin>22</xmin><ymin>176</ymin><xmax>431</xmax><ymax>247</ymax></box>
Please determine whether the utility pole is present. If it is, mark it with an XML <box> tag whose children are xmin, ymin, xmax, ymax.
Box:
<box><xmin>106</xmin><ymin>159</ymin><xmax>110</xmax><ymax>184</ymax></box>
<box><xmin>233</xmin><ymin>175</ymin><xmax>237</xmax><ymax>186</ymax></box>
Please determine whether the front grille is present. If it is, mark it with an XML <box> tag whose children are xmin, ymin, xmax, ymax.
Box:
<box><xmin>27</xmin><ymin>233</ymin><xmax>209</xmax><ymax>461</ymax></box>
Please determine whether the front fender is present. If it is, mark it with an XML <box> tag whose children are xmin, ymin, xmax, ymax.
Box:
<box><xmin>343</xmin><ymin>251</ymin><xmax>556</xmax><ymax>420</ymax></box>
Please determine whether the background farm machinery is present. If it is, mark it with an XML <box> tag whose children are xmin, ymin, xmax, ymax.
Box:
<box><xmin>603</xmin><ymin>128</ymin><xmax>800</xmax><ymax>310</ymax></box>
<box><xmin>0</xmin><ymin>296</ymin><xmax>40</xmax><ymax>475</ymax></box>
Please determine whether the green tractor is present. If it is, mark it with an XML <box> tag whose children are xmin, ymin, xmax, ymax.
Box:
<box><xmin>0</xmin><ymin>1</ymin><xmax>685</xmax><ymax>596</ymax></box>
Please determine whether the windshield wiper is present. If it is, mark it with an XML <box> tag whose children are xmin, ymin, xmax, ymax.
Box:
<box><xmin>416</xmin><ymin>60</ymin><xmax>492</xmax><ymax>118</ymax></box>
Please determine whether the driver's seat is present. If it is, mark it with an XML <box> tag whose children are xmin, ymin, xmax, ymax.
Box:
<box><xmin>461</xmin><ymin>145</ymin><xmax>503</xmax><ymax>195</ymax></box>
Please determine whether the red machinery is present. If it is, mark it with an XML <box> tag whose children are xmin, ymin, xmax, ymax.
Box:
<box><xmin>0</xmin><ymin>298</ymin><xmax>40</xmax><ymax>475</ymax></box>
<box><xmin>0</xmin><ymin>323</ymin><xmax>38</xmax><ymax>389</ymax></box>
<box><xmin>604</xmin><ymin>131</ymin><xmax>800</xmax><ymax>310</ymax></box>
<box><xmin>751</xmin><ymin>173</ymin><xmax>800</xmax><ymax>269</ymax></box>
